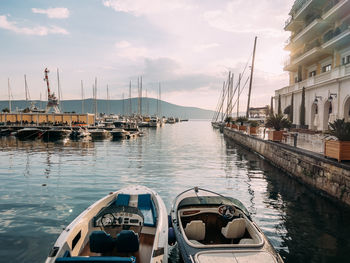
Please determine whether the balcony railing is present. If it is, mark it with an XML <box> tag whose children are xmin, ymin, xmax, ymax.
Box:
<box><xmin>322</xmin><ymin>0</ymin><xmax>340</xmax><ymax>15</ymax></box>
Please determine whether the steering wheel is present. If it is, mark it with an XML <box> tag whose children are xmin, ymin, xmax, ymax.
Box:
<box><xmin>101</xmin><ymin>213</ymin><xmax>115</xmax><ymax>226</ymax></box>
<box><xmin>218</xmin><ymin>205</ymin><xmax>235</xmax><ymax>220</ymax></box>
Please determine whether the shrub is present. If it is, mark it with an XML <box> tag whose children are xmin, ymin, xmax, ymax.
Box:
<box><xmin>329</xmin><ymin>119</ymin><xmax>350</xmax><ymax>141</ymax></box>
<box><xmin>265</xmin><ymin>114</ymin><xmax>292</xmax><ymax>131</ymax></box>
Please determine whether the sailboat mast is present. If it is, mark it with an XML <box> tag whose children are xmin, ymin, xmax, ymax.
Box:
<box><xmin>122</xmin><ymin>93</ymin><xmax>125</xmax><ymax>116</ymax></box>
<box><xmin>159</xmin><ymin>83</ymin><xmax>161</xmax><ymax>117</ymax></box>
<box><xmin>81</xmin><ymin>80</ymin><xmax>84</xmax><ymax>114</ymax></box>
<box><xmin>129</xmin><ymin>80</ymin><xmax>132</xmax><ymax>116</ymax></box>
<box><xmin>140</xmin><ymin>76</ymin><xmax>142</xmax><ymax>116</ymax></box>
<box><xmin>57</xmin><ymin>68</ymin><xmax>62</xmax><ymax>112</ymax></box>
<box><xmin>8</xmin><ymin>78</ymin><xmax>12</xmax><ymax>113</ymax></box>
<box><xmin>246</xmin><ymin>36</ymin><xmax>257</xmax><ymax>119</ymax></box>
<box><xmin>237</xmin><ymin>73</ymin><xmax>241</xmax><ymax>118</ymax></box>
<box><xmin>94</xmin><ymin>77</ymin><xmax>98</xmax><ymax>118</ymax></box>
<box><xmin>107</xmin><ymin>84</ymin><xmax>109</xmax><ymax>115</ymax></box>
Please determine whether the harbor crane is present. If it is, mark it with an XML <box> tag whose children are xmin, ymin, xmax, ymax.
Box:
<box><xmin>44</xmin><ymin>68</ymin><xmax>60</xmax><ymax>113</ymax></box>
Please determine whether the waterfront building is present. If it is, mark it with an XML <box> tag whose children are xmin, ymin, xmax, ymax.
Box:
<box><xmin>0</xmin><ymin>112</ymin><xmax>95</xmax><ymax>126</ymax></box>
<box><xmin>275</xmin><ymin>0</ymin><xmax>350</xmax><ymax>130</ymax></box>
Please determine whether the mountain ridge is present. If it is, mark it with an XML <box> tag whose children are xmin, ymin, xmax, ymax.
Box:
<box><xmin>0</xmin><ymin>98</ymin><xmax>216</xmax><ymax>119</ymax></box>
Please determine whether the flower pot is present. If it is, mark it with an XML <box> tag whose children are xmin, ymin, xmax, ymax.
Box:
<box><xmin>248</xmin><ymin>126</ymin><xmax>258</xmax><ymax>135</ymax></box>
<box><xmin>239</xmin><ymin>125</ymin><xmax>247</xmax><ymax>132</ymax></box>
<box><xmin>267</xmin><ymin>130</ymin><xmax>284</xmax><ymax>142</ymax></box>
<box><xmin>231</xmin><ymin>124</ymin><xmax>238</xmax><ymax>129</ymax></box>
<box><xmin>324</xmin><ymin>140</ymin><xmax>350</xmax><ymax>162</ymax></box>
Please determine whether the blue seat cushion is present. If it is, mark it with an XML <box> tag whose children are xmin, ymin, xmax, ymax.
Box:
<box><xmin>137</xmin><ymin>194</ymin><xmax>157</xmax><ymax>227</ymax></box>
<box><xmin>115</xmin><ymin>230</ymin><xmax>139</xmax><ymax>253</ymax></box>
<box><xmin>115</xmin><ymin>194</ymin><xmax>130</xmax><ymax>206</ymax></box>
<box><xmin>89</xmin><ymin>231</ymin><xmax>116</xmax><ymax>253</ymax></box>
<box><xmin>56</xmin><ymin>256</ymin><xmax>136</xmax><ymax>263</ymax></box>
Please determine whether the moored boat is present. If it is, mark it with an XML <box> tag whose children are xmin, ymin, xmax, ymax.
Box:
<box><xmin>41</xmin><ymin>127</ymin><xmax>71</xmax><ymax>141</ymax></box>
<box><xmin>110</xmin><ymin>128</ymin><xmax>130</xmax><ymax>140</ymax></box>
<box><xmin>15</xmin><ymin>127</ymin><xmax>42</xmax><ymax>140</ymax></box>
<box><xmin>170</xmin><ymin>187</ymin><xmax>283</xmax><ymax>263</ymax></box>
<box><xmin>70</xmin><ymin>128</ymin><xmax>91</xmax><ymax>140</ymax></box>
<box><xmin>89</xmin><ymin>129</ymin><xmax>110</xmax><ymax>140</ymax></box>
<box><xmin>46</xmin><ymin>185</ymin><xmax>168</xmax><ymax>263</ymax></box>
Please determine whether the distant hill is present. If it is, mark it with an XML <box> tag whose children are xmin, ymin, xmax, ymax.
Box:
<box><xmin>0</xmin><ymin>98</ymin><xmax>215</xmax><ymax>119</ymax></box>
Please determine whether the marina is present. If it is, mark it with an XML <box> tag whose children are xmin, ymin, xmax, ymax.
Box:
<box><xmin>1</xmin><ymin>121</ymin><xmax>350</xmax><ymax>262</ymax></box>
<box><xmin>1</xmin><ymin>0</ymin><xmax>350</xmax><ymax>262</ymax></box>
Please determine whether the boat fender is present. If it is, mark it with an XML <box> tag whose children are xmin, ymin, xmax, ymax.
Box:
<box><xmin>168</xmin><ymin>227</ymin><xmax>176</xmax><ymax>246</ymax></box>
<box><xmin>168</xmin><ymin>215</ymin><xmax>173</xmax><ymax>228</ymax></box>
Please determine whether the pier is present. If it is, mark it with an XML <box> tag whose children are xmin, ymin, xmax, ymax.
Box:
<box><xmin>223</xmin><ymin>127</ymin><xmax>350</xmax><ymax>206</ymax></box>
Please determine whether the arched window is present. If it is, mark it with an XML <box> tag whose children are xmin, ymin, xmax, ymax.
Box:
<box><xmin>315</xmin><ymin>104</ymin><xmax>318</xmax><ymax>114</ymax></box>
<box><xmin>329</xmin><ymin>102</ymin><xmax>332</xmax><ymax>114</ymax></box>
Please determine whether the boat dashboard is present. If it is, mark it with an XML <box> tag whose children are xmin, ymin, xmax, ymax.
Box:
<box><xmin>179</xmin><ymin>204</ymin><xmax>240</xmax><ymax>220</ymax></box>
<box><xmin>94</xmin><ymin>205</ymin><xmax>144</xmax><ymax>227</ymax></box>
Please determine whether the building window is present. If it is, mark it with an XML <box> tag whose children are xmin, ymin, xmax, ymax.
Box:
<box><xmin>342</xmin><ymin>55</ymin><xmax>350</xmax><ymax>65</ymax></box>
<box><xmin>315</xmin><ymin>104</ymin><xmax>318</xmax><ymax>114</ymax></box>
<box><xmin>309</xmin><ymin>70</ymin><xmax>316</xmax><ymax>77</ymax></box>
<box><xmin>322</xmin><ymin>64</ymin><xmax>332</xmax><ymax>73</ymax></box>
<box><xmin>329</xmin><ymin>102</ymin><xmax>332</xmax><ymax>114</ymax></box>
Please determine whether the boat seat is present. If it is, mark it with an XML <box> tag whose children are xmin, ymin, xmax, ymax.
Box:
<box><xmin>56</xmin><ymin>254</ymin><xmax>136</xmax><ymax>263</ymax></box>
<box><xmin>221</xmin><ymin>218</ymin><xmax>246</xmax><ymax>239</ymax></box>
<box><xmin>89</xmin><ymin>231</ymin><xmax>116</xmax><ymax>253</ymax></box>
<box><xmin>189</xmin><ymin>240</ymin><xmax>203</xmax><ymax>245</ymax></box>
<box><xmin>115</xmin><ymin>230</ymin><xmax>139</xmax><ymax>253</ymax></box>
<box><xmin>184</xmin><ymin>220</ymin><xmax>205</xmax><ymax>241</ymax></box>
<box><xmin>239</xmin><ymin>238</ymin><xmax>255</xmax><ymax>245</ymax></box>
<box><xmin>115</xmin><ymin>194</ymin><xmax>130</xmax><ymax>206</ymax></box>
<box><xmin>137</xmin><ymin>194</ymin><xmax>157</xmax><ymax>227</ymax></box>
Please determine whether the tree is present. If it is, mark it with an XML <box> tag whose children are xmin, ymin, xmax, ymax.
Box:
<box><xmin>278</xmin><ymin>94</ymin><xmax>282</xmax><ymax>115</ymax></box>
<box><xmin>265</xmin><ymin>114</ymin><xmax>292</xmax><ymax>131</ymax></box>
<box><xmin>290</xmin><ymin>92</ymin><xmax>294</xmax><ymax>123</ymax></box>
<box><xmin>2</xmin><ymin>108</ymin><xmax>10</xmax><ymax>113</ymax></box>
<box><xmin>270</xmin><ymin>96</ymin><xmax>274</xmax><ymax>116</ymax></box>
<box><xmin>300</xmin><ymin>87</ymin><xmax>305</xmax><ymax>126</ymax></box>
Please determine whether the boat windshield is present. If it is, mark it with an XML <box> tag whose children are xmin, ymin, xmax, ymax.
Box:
<box><xmin>178</xmin><ymin>196</ymin><xmax>250</xmax><ymax>217</ymax></box>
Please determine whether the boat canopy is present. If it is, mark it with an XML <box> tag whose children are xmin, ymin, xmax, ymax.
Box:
<box><xmin>178</xmin><ymin>196</ymin><xmax>250</xmax><ymax>218</ymax></box>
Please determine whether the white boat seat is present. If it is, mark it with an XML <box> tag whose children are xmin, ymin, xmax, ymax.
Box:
<box><xmin>239</xmin><ymin>238</ymin><xmax>255</xmax><ymax>244</ymax></box>
<box><xmin>221</xmin><ymin>218</ymin><xmax>246</xmax><ymax>239</ymax></box>
<box><xmin>189</xmin><ymin>240</ymin><xmax>203</xmax><ymax>245</ymax></box>
<box><xmin>184</xmin><ymin>220</ymin><xmax>205</xmax><ymax>241</ymax></box>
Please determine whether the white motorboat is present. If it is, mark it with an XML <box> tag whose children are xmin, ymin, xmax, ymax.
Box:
<box><xmin>170</xmin><ymin>187</ymin><xmax>284</xmax><ymax>263</ymax></box>
<box><xmin>110</xmin><ymin>128</ymin><xmax>130</xmax><ymax>140</ymax></box>
<box><xmin>46</xmin><ymin>185</ymin><xmax>168</xmax><ymax>263</ymax></box>
<box><xmin>149</xmin><ymin>117</ymin><xmax>160</xmax><ymax>128</ymax></box>
<box><xmin>89</xmin><ymin>129</ymin><xmax>110</xmax><ymax>140</ymax></box>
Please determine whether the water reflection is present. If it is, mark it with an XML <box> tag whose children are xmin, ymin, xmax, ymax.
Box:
<box><xmin>224</xmin><ymin>137</ymin><xmax>350</xmax><ymax>263</ymax></box>
<box><xmin>0</xmin><ymin>121</ymin><xmax>350</xmax><ymax>263</ymax></box>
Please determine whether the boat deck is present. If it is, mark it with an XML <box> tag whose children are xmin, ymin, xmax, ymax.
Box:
<box><xmin>79</xmin><ymin>233</ymin><xmax>154</xmax><ymax>263</ymax></box>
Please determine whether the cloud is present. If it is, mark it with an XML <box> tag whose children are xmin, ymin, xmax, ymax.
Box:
<box><xmin>0</xmin><ymin>15</ymin><xmax>69</xmax><ymax>35</ymax></box>
<box><xmin>32</xmin><ymin>8</ymin><xmax>70</xmax><ymax>19</ymax></box>
<box><xmin>114</xmin><ymin>41</ymin><xmax>150</xmax><ymax>59</ymax></box>
<box><xmin>202</xmin><ymin>0</ymin><xmax>291</xmax><ymax>37</ymax></box>
<box><xmin>195</xmin><ymin>43</ymin><xmax>220</xmax><ymax>52</ymax></box>
<box><xmin>102</xmin><ymin>0</ymin><xmax>191</xmax><ymax>16</ymax></box>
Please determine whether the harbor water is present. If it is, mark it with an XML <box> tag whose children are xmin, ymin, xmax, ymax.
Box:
<box><xmin>0</xmin><ymin>120</ymin><xmax>350</xmax><ymax>262</ymax></box>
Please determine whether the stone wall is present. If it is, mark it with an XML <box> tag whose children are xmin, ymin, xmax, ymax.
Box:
<box><xmin>224</xmin><ymin>127</ymin><xmax>350</xmax><ymax>206</ymax></box>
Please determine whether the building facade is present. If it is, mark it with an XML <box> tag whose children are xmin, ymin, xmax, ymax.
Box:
<box><xmin>275</xmin><ymin>0</ymin><xmax>350</xmax><ymax>130</ymax></box>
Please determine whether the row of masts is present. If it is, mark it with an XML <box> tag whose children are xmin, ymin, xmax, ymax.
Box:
<box><xmin>212</xmin><ymin>36</ymin><xmax>257</xmax><ymax>123</ymax></box>
<box><xmin>6</xmin><ymin>69</ymin><xmax>163</xmax><ymax>117</ymax></box>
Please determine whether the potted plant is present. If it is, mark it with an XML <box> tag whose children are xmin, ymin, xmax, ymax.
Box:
<box><xmin>265</xmin><ymin>114</ymin><xmax>291</xmax><ymax>141</ymax></box>
<box><xmin>224</xmin><ymin>116</ymin><xmax>233</xmax><ymax>127</ymax></box>
<box><xmin>324</xmin><ymin>119</ymin><xmax>350</xmax><ymax>162</ymax></box>
<box><xmin>248</xmin><ymin>120</ymin><xmax>259</xmax><ymax>135</ymax></box>
<box><xmin>236</xmin><ymin>116</ymin><xmax>248</xmax><ymax>132</ymax></box>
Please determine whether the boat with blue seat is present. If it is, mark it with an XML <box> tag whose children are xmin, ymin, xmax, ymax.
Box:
<box><xmin>170</xmin><ymin>187</ymin><xmax>284</xmax><ymax>263</ymax></box>
<box><xmin>46</xmin><ymin>185</ymin><xmax>168</xmax><ymax>263</ymax></box>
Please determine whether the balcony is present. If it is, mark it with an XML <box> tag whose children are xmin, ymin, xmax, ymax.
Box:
<box><xmin>322</xmin><ymin>24</ymin><xmax>350</xmax><ymax>50</ymax></box>
<box><xmin>285</xmin><ymin>0</ymin><xmax>327</xmax><ymax>31</ymax></box>
<box><xmin>322</xmin><ymin>0</ymin><xmax>350</xmax><ymax>24</ymax></box>
<box><xmin>279</xmin><ymin>64</ymin><xmax>350</xmax><ymax>95</ymax></box>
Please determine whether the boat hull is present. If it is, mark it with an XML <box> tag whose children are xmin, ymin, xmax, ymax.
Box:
<box><xmin>171</xmin><ymin>188</ymin><xmax>283</xmax><ymax>263</ymax></box>
<box><xmin>41</xmin><ymin>129</ymin><xmax>70</xmax><ymax>141</ymax></box>
<box><xmin>15</xmin><ymin>128</ymin><xmax>42</xmax><ymax>140</ymax></box>
<box><xmin>46</xmin><ymin>185</ymin><xmax>168</xmax><ymax>263</ymax></box>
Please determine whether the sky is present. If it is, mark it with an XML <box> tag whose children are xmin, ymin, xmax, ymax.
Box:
<box><xmin>0</xmin><ymin>0</ymin><xmax>294</xmax><ymax>111</ymax></box>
